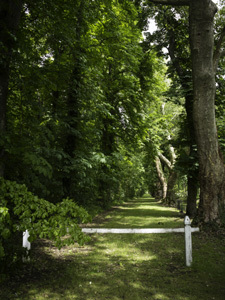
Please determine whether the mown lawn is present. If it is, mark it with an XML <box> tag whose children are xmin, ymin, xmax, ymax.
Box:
<box><xmin>1</xmin><ymin>196</ymin><xmax>225</xmax><ymax>300</ymax></box>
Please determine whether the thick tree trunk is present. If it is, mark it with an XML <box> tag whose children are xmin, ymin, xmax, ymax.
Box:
<box><xmin>186</xmin><ymin>175</ymin><xmax>198</xmax><ymax>217</ymax></box>
<box><xmin>189</xmin><ymin>0</ymin><xmax>225</xmax><ymax>223</ymax></box>
<box><xmin>150</xmin><ymin>0</ymin><xmax>225</xmax><ymax>223</ymax></box>
<box><xmin>0</xmin><ymin>0</ymin><xmax>23</xmax><ymax>177</ymax></box>
<box><xmin>167</xmin><ymin>25</ymin><xmax>199</xmax><ymax>215</ymax></box>
<box><xmin>185</xmin><ymin>95</ymin><xmax>199</xmax><ymax>218</ymax></box>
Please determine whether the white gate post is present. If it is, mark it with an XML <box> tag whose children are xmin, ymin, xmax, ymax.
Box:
<box><xmin>22</xmin><ymin>230</ymin><xmax>31</xmax><ymax>262</ymax></box>
<box><xmin>184</xmin><ymin>216</ymin><xmax>192</xmax><ymax>267</ymax></box>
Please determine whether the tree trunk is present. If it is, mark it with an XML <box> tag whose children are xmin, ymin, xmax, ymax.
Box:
<box><xmin>62</xmin><ymin>65</ymin><xmax>81</xmax><ymax>197</ymax></box>
<box><xmin>166</xmin><ymin>171</ymin><xmax>177</xmax><ymax>206</ymax></box>
<box><xmin>153</xmin><ymin>180</ymin><xmax>163</xmax><ymax>200</ymax></box>
<box><xmin>186</xmin><ymin>175</ymin><xmax>198</xmax><ymax>217</ymax></box>
<box><xmin>98</xmin><ymin>116</ymin><xmax>116</xmax><ymax>208</ymax></box>
<box><xmin>155</xmin><ymin>156</ymin><xmax>167</xmax><ymax>200</ymax></box>
<box><xmin>150</xmin><ymin>0</ymin><xmax>225</xmax><ymax>223</ymax></box>
<box><xmin>62</xmin><ymin>1</ymin><xmax>85</xmax><ymax>198</ymax></box>
<box><xmin>98</xmin><ymin>64</ymin><xmax>117</xmax><ymax>207</ymax></box>
<box><xmin>185</xmin><ymin>95</ymin><xmax>199</xmax><ymax>218</ymax></box>
<box><xmin>189</xmin><ymin>0</ymin><xmax>225</xmax><ymax>223</ymax></box>
<box><xmin>167</xmin><ymin>26</ymin><xmax>199</xmax><ymax>214</ymax></box>
<box><xmin>0</xmin><ymin>0</ymin><xmax>23</xmax><ymax>177</ymax></box>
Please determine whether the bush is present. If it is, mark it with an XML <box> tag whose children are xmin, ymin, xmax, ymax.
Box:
<box><xmin>0</xmin><ymin>178</ymin><xmax>91</xmax><ymax>277</ymax></box>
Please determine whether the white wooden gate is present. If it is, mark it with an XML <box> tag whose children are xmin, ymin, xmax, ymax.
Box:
<box><xmin>23</xmin><ymin>216</ymin><xmax>199</xmax><ymax>266</ymax></box>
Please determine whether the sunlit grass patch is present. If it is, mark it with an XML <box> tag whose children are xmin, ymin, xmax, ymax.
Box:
<box><xmin>100</xmin><ymin>197</ymin><xmax>184</xmax><ymax>229</ymax></box>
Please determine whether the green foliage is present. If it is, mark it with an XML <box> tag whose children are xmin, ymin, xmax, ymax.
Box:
<box><xmin>0</xmin><ymin>207</ymin><xmax>10</xmax><ymax>258</ymax></box>
<box><xmin>0</xmin><ymin>178</ymin><xmax>91</xmax><ymax>274</ymax></box>
<box><xmin>5</xmin><ymin>0</ymin><xmax>157</xmax><ymax>207</ymax></box>
<box><xmin>1</xmin><ymin>0</ymin><xmax>179</xmax><ymax>277</ymax></box>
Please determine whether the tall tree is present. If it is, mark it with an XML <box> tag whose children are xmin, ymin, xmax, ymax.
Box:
<box><xmin>148</xmin><ymin>6</ymin><xmax>198</xmax><ymax>216</ymax></box>
<box><xmin>154</xmin><ymin>102</ymin><xmax>180</xmax><ymax>205</ymax></box>
<box><xmin>149</xmin><ymin>0</ymin><xmax>225</xmax><ymax>224</ymax></box>
<box><xmin>0</xmin><ymin>0</ymin><xmax>23</xmax><ymax>177</ymax></box>
<box><xmin>190</xmin><ymin>0</ymin><xmax>225</xmax><ymax>223</ymax></box>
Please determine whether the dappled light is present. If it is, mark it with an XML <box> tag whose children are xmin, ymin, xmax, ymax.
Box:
<box><xmin>1</xmin><ymin>197</ymin><xmax>224</xmax><ymax>300</ymax></box>
<box><xmin>1</xmin><ymin>0</ymin><xmax>225</xmax><ymax>298</ymax></box>
<box><xmin>96</xmin><ymin>198</ymin><xmax>183</xmax><ymax>228</ymax></box>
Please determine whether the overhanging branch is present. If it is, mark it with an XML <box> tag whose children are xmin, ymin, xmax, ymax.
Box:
<box><xmin>213</xmin><ymin>24</ymin><xmax>225</xmax><ymax>73</ymax></box>
<box><xmin>150</xmin><ymin>0</ymin><xmax>190</xmax><ymax>6</ymax></box>
<box><xmin>158</xmin><ymin>152</ymin><xmax>172</xmax><ymax>170</ymax></box>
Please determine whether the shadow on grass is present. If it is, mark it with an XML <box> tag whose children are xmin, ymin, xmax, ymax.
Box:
<box><xmin>112</xmin><ymin>208</ymin><xmax>180</xmax><ymax>218</ymax></box>
<box><xmin>2</xmin><ymin>232</ymin><xmax>224</xmax><ymax>300</ymax></box>
<box><xmin>96</xmin><ymin>198</ymin><xmax>183</xmax><ymax>229</ymax></box>
<box><xmin>1</xmin><ymin>197</ymin><xmax>225</xmax><ymax>300</ymax></box>
<box><xmin>0</xmin><ymin>235</ymin><xmax>189</xmax><ymax>300</ymax></box>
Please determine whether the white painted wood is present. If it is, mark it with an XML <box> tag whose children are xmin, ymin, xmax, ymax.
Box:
<box><xmin>81</xmin><ymin>227</ymin><xmax>199</xmax><ymax>234</ymax></box>
<box><xmin>82</xmin><ymin>228</ymin><xmax>184</xmax><ymax>234</ymax></box>
<box><xmin>23</xmin><ymin>230</ymin><xmax>31</xmax><ymax>250</ymax></box>
<box><xmin>22</xmin><ymin>230</ymin><xmax>31</xmax><ymax>262</ymax></box>
<box><xmin>184</xmin><ymin>216</ymin><xmax>192</xmax><ymax>267</ymax></box>
<box><xmin>22</xmin><ymin>218</ymin><xmax>199</xmax><ymax>266</ymax></box>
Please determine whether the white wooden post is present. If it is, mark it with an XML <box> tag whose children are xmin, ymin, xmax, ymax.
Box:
<box><xmin>184</xmin><ymin>216</ymin><xmax>192</xmax><ymax>267</ymax></box>
<box><xmin>22</xmin><ymin>230</ymin><xmax>31</xmax><ymax>262</ymax></box>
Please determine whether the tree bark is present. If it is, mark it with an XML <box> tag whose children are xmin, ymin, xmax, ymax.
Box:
<box><xmin>167</xmin><ymin>26</ymin><xmax>199</xmax><ymax>215</ymax></box>
<box><xmin>186</xmin><ymin>174</ymin><xmax>197</xmax><ymax>217</ymax></box>
<box><xmin>166</xmin><ymin>171</ymin><xmax>177</xmax><ymax>206</ymax></box>
<box><xmin>155</xmin><ymin>156</ymin><xmax>167</xmax><ymax>200</ymax></box>
<box><xmin>0</xmin><ymin>0</ymin><xmax>23</xmax><ymax>177</ymax></box>
<box><xmin>184</xmin><ymin>92</ymin><xmax>199</xmax><ymax>218</ymax></box>
<box><xmin>189</xmin><ymin>0</ymin><xmax>225</xmax><ymax>223</ymax></box>
<box><xmin>153</xmin><ymin>180</ymin><xmax>164</xmax><ymax>200</ymax></box>
<box><xmin>62</xmin><ymin>1</ymin><xmax>86</xmax><ymax>198</ymax></box>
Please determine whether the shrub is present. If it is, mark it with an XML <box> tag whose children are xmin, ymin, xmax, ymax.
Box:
<box><xmin>0</xmin><ymin>178</ymin><xmax>91</xmax><ymax>277</ymax></box>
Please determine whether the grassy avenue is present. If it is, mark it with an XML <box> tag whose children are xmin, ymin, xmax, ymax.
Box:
<box><xmin>0</xmin><ymin>196</ymin><xmax>225</xmax><ymax>300</ymax></box>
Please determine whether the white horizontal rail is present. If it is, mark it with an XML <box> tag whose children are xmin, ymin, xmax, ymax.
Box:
<box><xmin>23</xmin><ymin>216</ymin><xmax>199</xmax><ymax>267</ymax></box>
<box><xmin>81</xmin><ymin>227</ymin><xmax>199</xmax><ymax>234</ymax></box>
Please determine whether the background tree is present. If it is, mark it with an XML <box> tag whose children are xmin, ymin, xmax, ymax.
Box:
<box><xmin>0</xmin><ymin>0</ymin><xmax>23</xmax><ymax>176</ymax></box>
<box><xmin>146</xmin><ymin>5</ymin><xmax>198</xmax><ymax>216</ymax></box>
<box><xmin>1</xmin><ymin>0</ymin><xmax>168</xmax><ymax>275</ymax></box>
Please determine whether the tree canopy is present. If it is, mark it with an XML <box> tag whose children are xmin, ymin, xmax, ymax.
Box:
<box><xmin>1</xmin><ymin>0</ymin><xmax>225</xmax><ymax>275</ymax></box>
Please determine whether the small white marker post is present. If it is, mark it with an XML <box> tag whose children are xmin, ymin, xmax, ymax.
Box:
<box><xmin>184</xmin><ymin>216</ymin><xmax>192</xmax><ymax>267</ymax></box>
<box><xmin>22</xmin><ymin>230</ymin><xmax>31</xmax><ymax>262</ymax></box>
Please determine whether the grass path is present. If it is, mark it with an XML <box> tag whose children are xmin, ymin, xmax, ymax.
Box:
<box><xmin>1</xmin><ymin>196</ymin><xmax>225</xmax><ymax>300</ymax></box>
